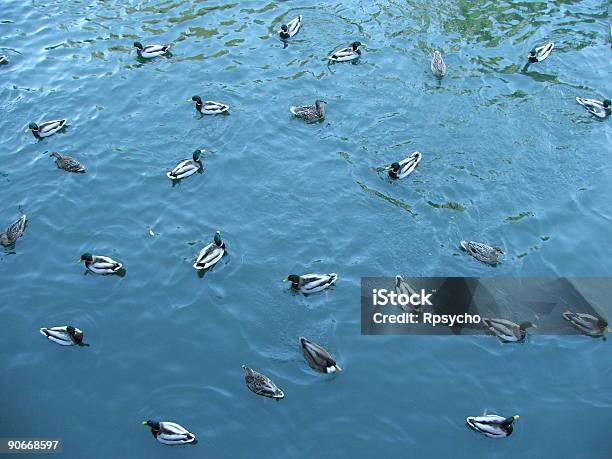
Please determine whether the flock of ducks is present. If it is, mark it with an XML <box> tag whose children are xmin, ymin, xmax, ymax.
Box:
<box><xmin>1</xmin><ymin>11</ymin><xmax>610</xmax><ymax>448</ymax></box>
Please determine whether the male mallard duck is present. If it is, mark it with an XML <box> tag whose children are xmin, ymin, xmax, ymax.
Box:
<box><xmin>482</xmin><ymin>318</ymin><xmax>536</xmax><ymax>343</ymax></box>
<box><xmin>242</xmin><ymin>365</ymin><xmax>284</xmax><ymax>399</ymax></box>
<box><xmin>0</xmin><ymin>55</ymin><xmax>8</xmax><ymax>65</ymax></box>
<box><xmin>193</xmin><ymin>230</ymin><xmax>225</xmax><ymax>270</ymax></box>
<box><xmin>80</xmin><ymin>253</ymin><xmax>123</xmax><ymax>275</ymax></box>
<box><xmin>431</xmin><ymin>50</ymin><xmax>447</xmax><ymax>78</ymax></box>
<box><xmin>191</xmin><ymin>95</ymin><xmax>229</xmax><ymax>115</ymax></box>
<box><xmin>39</xmin><ymin>326</ymin><xmax>85</xmax><ymax>346</ymax></box>
<box><xmin>562</xmin><ymin>311</ymin><xmax>608</xmax><ymax>338</ymax></box>
<box><xmin>0</xmin><ymin>215</ymin><xmax>27</xmax><ymax>247</ymax></box>
<box><xmin>290</xmin><ymin>100</ymin><xmax>326</xmax><ymax>123</ymax></box>
<box><xmin>284</xmin><ymin>273</ymin><xmax>337</xmax><ymax>294</ymax></box>
<box><xmin>50</xmin><ymin>152</ymin><xmax>85</xmax><ymax>173</ymax></box>
<box><xmin>133</xmin><ymin>42</ymin><xmax>170</xmax><ymax>59</ymax></box>
<box><xmin>280</xmin><ymin>15</ymin><xmax>302</xmax><ymax>39</ymax></box>
<box><xmin>467</xmin><ymin>414</ymin><xmax>519</xmax><ymax>438</ymax></box>
<box><xmin>142</xmin><ymin>421</ymin><xmax>197</xmax><ymax>445</ymax></box>
<box><xmin>28</xmin><ymin>119</ymin><xmax>66</xmax><ymax>138</ymax></box>
<box><xmin>394</xmin><ymin>275</ymin><xmax>422</xmax><ymax>313</ymax></box>
<box><xmin>460</xmin><ymin>240</ymin><xmax>504</xmax><ymax>266</ymax></box>
<box><xmin>167</xmin><ymin>150</ymin><xmax>203</xmax><ymax>180</ymax></box>
<box><xmin>329</xmin><ymin>42</ymin><xmax>362</xmax><ymax>62</ymax></box>
<box><xmin>527</xmin><ymin>42</ymin><xmax>554</xmax><ymax>63</ymax></box>
<box><xmin>388</xmin><ymin>151</ymin><xmax>422</xmax><ymax>179</ymax></box>
<box><xmin>299</xmin><ymin>337</ymin><xmax>342</xmax><ymax>373</ymax></box>
<box><xmin>576</xmin><ymin>97</ymin><xmax>611</xmax><ymax>119</ymax></box>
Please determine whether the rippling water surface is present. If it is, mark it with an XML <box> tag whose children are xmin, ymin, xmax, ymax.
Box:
<box><xmin>1</xmin><ymin>0</ymin><xmax>611</xmax><ymax>457</ymax></box>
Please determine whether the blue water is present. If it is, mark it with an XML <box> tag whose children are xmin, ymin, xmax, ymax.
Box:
<box><xmin>1</xmin><ymin>0</ymin><xmax>611</xmax><ymax>457</ymax></box>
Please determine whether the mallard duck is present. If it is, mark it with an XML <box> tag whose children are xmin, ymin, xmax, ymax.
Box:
<box><xmin>284</xmin><ymin>273</ymin><xmax>337</xmax><ymax>294</ymax></box>
<box><xmin>242</xmin><ymin>365</ymin><xmax>284</xmax><ymax>399</ymax></box>
<box><xmin>142</xmin><ymin>421</ymin><xmax>197</xmax><ymax>445</ymax></box>
<box><xmin>133</xmin><ymin>42</ymin><xmax>170</xmax><ymax>59</ymax></box>
<box><xmin>0</xmin><ymin>215</ymin><xmax>27</xmax><ymax>247</ymax></box>
<box><xmin>80</xmin><ymin>253</ymin><xmax>123</xmax><ymax>274</ymax></box>
<box><xmin>191</xmin><ymin>95</ymin><xmax>229</xmax><ymax>115</ymax></box>
<box><xmin>482</xmin><ymin>318</ymin><xmax>536</xmax><ymax>343</ymax></box>
<box><xmin>394</xmin><ymin>275</ymin><xmax>422</xmax><ymax>313</ymax></box>
<box><xmin>431</xmin><ymin>50</ymin><xmax>447</xmax><ymax>78</ymax></box>
<box><xmin>329</xmin><ymin>42</ymin><xmax>362</xmax><ymax>62</ymax></box>
<box><xmin>388</xmin><ymin>151</ymin><xmax>422</xmax><ymax>179</ymax></box>
<box><xmin>50</xmin><ymin>152</ymin><xmax>85</xmax><ymax>173</ymax></box>
<box><xmin>167</xmin><ymin>150</ymin><xmax>203</xmax><ymax>180</ymax></box>
<box><xmin>562</xmin><ymin>311</ymin><xmax>608</xmax><ymax>338</ymax></box>
<box><xmin>467</xmin><ymin>414</ymin><xmax>519</xmax><ymax>438</ymax></box>
<box><xmin>0</xmin><ymin>55</ymin><xmax>8</xmax><ymax>65</ymax></box>
<box><xmin>28</xmin><ymin>119</ymin><xmax>66</xmax><ymax>138</ymax></box>
<box><xmin>299</xmin><ymin>337</ymin><xmax>342</xmax><ymax>373</ymax></box>
<box><xmin>576</xmin><ymin>97</ymin><xmax>611</xmax><ymax>119</ymax></box>
<box><xmin>193</xmin><ymin>230</ymin><xmax>225</xmax><ymax>270</ymax></box>
<box><xmin>39</xmin><ymin>326</ymin><xmax>85</xmax><ymax>346</ymax></box>
<box><xmin>527</xmin><ymin>42</ymin><xmax>554</xmax><ymax>63</ymax></box>
<box><xmin>290</xmin><ymin>100</ymin><xmax>326</xmax><ymax>123</ymax></box>
<box><xmin>280</xmin><ymin>15</ymin><xmax>302</xmax><ymax>39</ymax></box>
<box><xmin>460</xmin><ymin>240</ymin><xmax>504</xmax><ymax>266</ymax></box>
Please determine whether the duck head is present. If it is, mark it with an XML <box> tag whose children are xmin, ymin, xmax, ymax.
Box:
<box><xmin>66</xmin><ymin>326</ymin><xmax>83</xmax><ymax>343</ymax></box>
<box><xmin>315</xmin><ymin>100</ymin><xmax>326</xmax><ymax>113</ymax></box>
<box><xmin>192</xmin><ymin>150</ymin><xmax>202</xmax><ymax>161</ymax></box>
<box><xmin>192</xmin><ymin>95</ymin><xmax>202</xmax><ymax>104</ymax></box>
<box><xmin>142</xmin><ymin>420</ymin><xmax>160</xmax><ymax>432</ymax></box>
<box><xmin>80</xmin><ymin>253</ymin><xmax>93</xmax><ymax>262</ymax></box>
<box><xmin>598</xmin><ymin>318</ymin><xmax>608</xmax><ymax>329</ymax></box>
<box><xmin>28</xmin><ymin>122</ymin><xmax>39</xmax><ymax>131</ymax></box>
<box><xmin>603</xmin><ymin>99</ymin><xmax>611</xmax><ymax>109</ymax></box>
<box><xmin>285</xmin><ymin>274</ymin><xmax>300</xmax><ymax>285</ymax></box>
<box><xmin>528</xmin><ymin>49</ymin><xmax>537</xmax><ymax>62</ymax></box>
<box><xmin>280</xmin><ymin>24</ymin><xmax>288</xmax><ymax>32</ymax></box>
<box><xmin>501</xmin><ymin>415</ymin><xmax>519</xmax><ymax>428</ymax></box>
<box><xmin>390</xmin><ymin>162</ymin><xmax>401</xmax><ymax>172</ymax></box>
<box><xmin>519</xmin><ymin>321</ymin><xmax>536</xmax><ymax>331</ymax></box>
<box><xmin>213</xmin><ymin>230</ymin><xmax>222</xmax><ymax>246</ymax></box>
<box><xmin>133</xmin><ymin>42</ymin><xmax>144</xmax><ymax>50</ymax></box>
<box><xmin>352</xmin><ymin>41</ymin><xmax>362</xmax><ymax>51</ymax></box>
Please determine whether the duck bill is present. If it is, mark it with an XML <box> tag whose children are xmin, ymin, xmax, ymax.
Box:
<box><xmin>334</xmin><ymin>364</ymin><xmax>343</xmax><ymax>372</ymax></box>
<box><xmin>512</xmin><ymin>415</ymin><xmax>520</xmax><ymax>421</ymax></box>
<box><xmin>282</xmin><ymin>278</ymin><xmax>288</xmax><ymax>282</ymax></box>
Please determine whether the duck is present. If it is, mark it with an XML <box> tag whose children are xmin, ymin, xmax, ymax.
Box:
<box><xmin>0</xmin><ymin>55</ymin><xmax>8</xmax><ymax>65</ymax></box>
<box><xmin>280</xmin><ymin>15</ymin><xmax>302</xmax><ymax>39</ymax></box>
<box><xmin>329</xmin><ymin>41</ymin><xmax>362</xmax><ymax>62</ymax></box>
<box><xmin>191</xmin><ymin>95</ymin><xmax>229</xmax><ymax>115</ymax></box>
<box><xmin>133</xmin><ymin>42</ymin><xmax>170</xmax><ymax>59</ymax></box>
<box><xmin>141</xmin><ymin>421</ymin><xmax>197</xmax><ymax>445</ymax></box>
<box><xmin>527</xmin><ymin>42</ymin><xmax>554</xmax><ymax>63</ymax></box>
<box><xmin>562</xmin><ymin>311</ymin><xmax>608</xmax><ymax>338</ymax></box>
<box><xmin>460</xmin><ymin>240</ymin><xmax>504</xmax><ymax>266</ymax></box>
<box><xmin>167</xmin><ymin>150</ymin><xmax>203</xmax><ymax>180</ymax></box>
<box><xmin>80</xmin><ymin>253</ymin><xmax>123</xmax><ymax>274</ymax></box>
<box><xmin>466</xmin><ymin>414</ymin><xmax>519</xmax><ymax>438</ymax></box>
<box><xmin>430</xmin><ymin>50</ymin><xmax>447</xmax><ymax>78</ymax></box>
<box><xmin>482</xmin><ymin>318</ymin><xmax>536</xmax><ymax>343</ymax></box>
<box><xmin>394</xmin><ymin>275</ymin><xmax>422</xmax><ymax>313</ymax></box>
<box><xmin>290</xmin><ymin>100</ymin><xmax>326</xmax><ymax>123</ymax></box>
<box><xmin>284</xmin><ymin>273</ymin><xmax>338</xmax><ymax>294</ymax></box>
<box><xmin>0</xmin><ymin>215</ymin><xmax>27</xmax><ymax>247</ymax></box>
<box><xmin>388</xmin><ymin>151</ymin><xmax>422</xmax><ymax>179</ymax></box>
<box><xmin>193</xmin><ymin>230</ymin><xmax>225</xmax><ymax>270</ymax></box>
<box><xmin>576</xmin><ymin>97</ymin><xmax>611</xmax><ymax>119</ymax></box>
<box><xmin>299</xmin><ymin>337</ymin><xmax>342</xmax><ymax>373</ymax></box>
<box><xmin>28</xmin><ymin>119</ymin><xmax>66</xmax><ymax>138</ymax></box>
<box><xmin>39</xmin><ymin>326</ymin><xmax>85</xmax><ymax>346</ymax></box>
<box><xmin>242</xmin><ymin>365</ymin><xmax>284</xmax><ymax>399</ymax></box>
<box><xmin>50</xmin><ymin>152</ymin><xmax>86</xmax><ymax>173</ymax></box>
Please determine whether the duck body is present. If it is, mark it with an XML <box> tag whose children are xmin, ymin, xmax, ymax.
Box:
<box><xmin>431</xmin><ymin>50</ymin><xmax>447</xmax><ymax>78</ymax></box>
<box><xmin>329</xmin><ymin>42</ymin><xmax>362</xmax><ymax>62</ymax></box>
<box><xmin>460</xmin><ymin>240</ymin><xmax>504</xmax><ymax>266</ymax></box>
<box><xmin>290</xmin><ymin>100</ymin><xmax>326</xmax><ymax>123</ymax></box>
<box><xmin>134</xmin><ymin>42</ymin><xmax>170</xmax><ymax>59</ymax></box>
<box><xmin>286</xmin><ymin>273</ymin><xmax>337</xmax><ymax>294</ymax></box>
<box><xmin>467</xmin><ymin>414</ymin><xmax>519</xmax><ymax>438</ymax></box>
<box><xmin>167</xmin><ymin>150</ymin><xmax>203</xmax><ymax>180</ymax></box>
<box><xmin>388</xmin><ymin>151</ymin><xmax>422</xmax><ymax>179</ymax></box>
<box><xmin>191</xmin><ymin>95</ymin><xmax>229</xmax><ymax>115</ymax></box>
<box><xmin>242</xmin><ymin>365</ymin><xmax>284</xmax><ymax>399</ymax></box>
<box><xmin>394</xmin><ymin>275</ymin><xmax>422</xmax><ymax>313</ymax></box>
<box><xmin>280</xmin><ymin>15</ymin><xmax>302</xmax><ymax>39</ymax></box>
<box><xmin>0</xmin><ymin>215</ymin><xmax>27</xmax><ymax>247</ymax></box>
<box><xmin>80</xmin><ymin>253</ymin><xmax>123</xmax><ymax>274</ymax></box>
<box><xmin>562</xmin><ymin>311</ymin><xmax>608</xmax><ymax>337</ymax></box>
<box><xmin>299</xmin><ymin>337</ymin><xmax>341</xmax><ymax>373</ymax></box>
<box><xmin>50</xmin><ymin>152</ymin><xmax>85</xmax><ymax>173</ymax></box>
<box><xmin>576</xmin><ymin>97</ymin><xmax>611</xmax><ymax>119</ymax></box>
<box><xmin>29</xmin><ymin>119</ymin><xmax>66</xmax><ymax>138</ymax></box>
<box><xmin>39</xmin><ymin>326</ymin><xmax>84</xmax><ymax>346</ymax></box>
<box><xmin>193</xmin><ymin>231</ymin><xmax>225</xmax><ymax>270</ymax></box>
<box><xmin>527</xmin><ymin>42</ymin><xmax>554</xmax><ymax>63</ymax></box>
<box><xmin>142</xmin><ymin>421</ymin><xmax>197</xmax><ymax>445</ymax></box>
<box><xmin>482</xmin><ymin>318</ymin><xmax>535</xmax><ymax>343</ymax></box>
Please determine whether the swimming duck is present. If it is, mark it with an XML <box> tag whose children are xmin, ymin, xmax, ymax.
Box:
<box><xmin>388</xmin><ymin>151</ymin><xmax>422</xmax><ymax>179</ymax></box>
<box><xmin>50</xmin><ymin>152</ymin><xmax>86</xmax><ymax>173</ymax></box>
<box><xmin>191</xmin><ymin>95</ymin><xmax>229</xmax><ymax>115</ymax></box>
<box><xmin>299</xmin><ymin>337</ymin><xmax>342</xmax><ymax>373</ymax></box>
<box><xmin>284</xmin><ymin>273</ymin><xmax>338</xmax><ymax>294</ymax></box>
<box><xmin>466</xmin><ymin>414</ymin><xmax>519</xmax><ymax>438</ymax></box>
<box><xmin>576</xmin><ymin>97</ymin><xmax>611</xmax><ymax>119</ymax></box>
<box><xmin>527</xmin><ymin>42</ymin><xmax>554</xmax><ymax>63</ymax></box>
<box><xmin>562</xmin><ymin>311</ymin><xmax>608</xmax><ymax>338</ymax></box>
<box><xmin>167</xmin><ymin>150</ymin><xmax>203</xmax><ymax>180</ymax></box>
<box><xmin>242</xmin><ymin>365</ymin><xmax>284</xmax><ymax>399</ymax></box>
<box><xmin>460</xmin><ymin>241</ymin><xmax>504</xmax><ymax>266</ymax></box>
<box><xmin>394</xmin><ymin>275</ymin><xmax>422</xmax><ymax>313</ymax></box>
<box><xmin>290</xmin><ymin>100</ymin><xmax>326</xmax><ymax>123</ymax></box>
<box><xmin>39</xmin><ymin>326</ymin><xmax>85</xmax><ymax>346</ymax></box>
<box><xmin>0</xmin><ymin>55</ymin><xmax>8</xmax><ymax>64</ymax></box>
<box><xmin>80</xmin><ymin>253</ymin><xmax>123</xmax><ymax>275</ymax></box>
<box><xmin>193</xmin><ymin>230</ymin><xmax>225</xmax><ymax>270</ymax></box>
<box><xmin>142</xmin><ymin>421</ymin><xmax>197</xmax><ymax>445</ymax></box>
<box><xmin>280</xmin><ymin>15</ymin><xmax>302</xmax><ymax>39</ymax></box>
<box><xmin>0</xmin><ymin>215</ymin><xmax>27</xmax><ymax>247</ymax></box>
<box><xmin>482</xmin><ymin>318</ymin><xmax>536</xmax><ymax>343</ymax></box>
<box><xmin>28</xmin><ymin>119</ymin><xmax>66</xmax><ymax>138</ymax></box>
<box><xmin>430</xmin><ymin>50</ymin><xmax>447</xmax><ymax>78</ymax></box>
<box><xmin>133</xmin><ymin>42</ymin><xmax>170</xmax><ymax>59</ymax></box>
<box><xmin>329</xmin><ymin>42</ymin><xmax>362</xmax><ymax>62</ymax></box>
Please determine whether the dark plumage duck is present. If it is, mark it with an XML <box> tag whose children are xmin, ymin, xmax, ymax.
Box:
<box><xmin>50</xmin><ymin>152</ymin><xmax>86</xmax><ymax>173</ymax></box>
<box><xmin>167</xmin><ymin>150</ymin><xmax>203</xmax><ymax>180</ymax></box>
<box><xmin>467</xmin><ymin>414</ymin><xmax>519</xmax><ymax>438</ymax></box>
<box><xmin>191</xmin><ymin>95</ymin><xmax>229</xmax><ymax>115</ymax></box>
<box><xmin>80</xmin><ymin>253</ymin><xmax>123</xmax><ymax>275</ymax></box>
<box><xmin>279</xmin><ymin>15</ymin><xmax>302</xmax><ymax>39</ymax></box>
<box><xmin>299</xmin><ymin>337</ymin><xmax>341</xmax><ymax>373</ymax></box>
<box><xmin>242</xmin><ymin>365</ymin><xmax>284</xmax><ymax>399</ymax></box>
<box><xmin>388</xmin><ymin>151</ymin><xmax>422</xmax><ymax>179</ymax></box>
<box><xmin>576</xmin><ymin>97</ymin><xmax>611</xmax><ymax>119</ymax></box>
<box><xmin>39</xmin><ymin>326</ymin><xmax>86</xmax><ymax>346</ymax></box>
<box><xmin>460</xmin><ymin>240</ymin><xmax>504</xmax><ymax>266</ymax></box>
<box><xmin>193</xmin><ymin>231</ymin><xmax>225</xmax><ymax>270</ymax></box>
<box><xmin>29</xmin><ymin>119</ymin><xmax>66</xmax><ymax>138</ymax></box>
<box><xmin>141</xmin><ymin>421</ymin><xmax>197</xmax><ymax>445</ymax></box>
<box><xmin>0</xmin><ymin>215</ymin><xmax>27</xmax><ymax>247</ymax></box>
<box><xmin>133</xmin><ymin>42</ymin><xmax>170</xmax><ymax>59</ymax></box>
<box><xmin>482</xmin><ymin>318</ymin><xmax>536</xmax><ymax>343</ymax></box>
<box><xmin>527</xmin><ymin>42</ymin><xmax>554</xmax><ymax>63</ymax></box>
<box><xmin>290</xmin><ymin>100</ymin><xmax>326</xmax><ymax>123</ymax></box>
<box><xmin>329</xmin><ymin>42</ymin><xmax>362</xmax><ymax>62</ymax></box>
<box><xmin>284</xmin><ymin>273</ymin><xmax>337</xmax><ymax>294</ymax></box>
<box><xmin>563</xmin><ymin>312</ymin><xmax>608</xmax><ymax>338</ymax></box>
